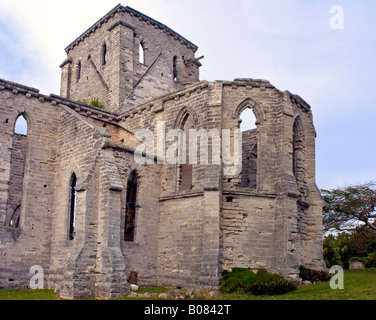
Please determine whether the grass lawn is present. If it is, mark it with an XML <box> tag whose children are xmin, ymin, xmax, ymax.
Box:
<box><xmin>0</xmin><ymin>269</ymin><xmax>375</xmax><ymax>300</ymax></box>
<box><xmin>218</xmin><ymin>269</ymin><xmax>376</xmax><ymax>300</ymax></box>
<box><xmin>0</xmin><ymin>289</ymin><xmax>60</xmax><ymax>300</ymax></box>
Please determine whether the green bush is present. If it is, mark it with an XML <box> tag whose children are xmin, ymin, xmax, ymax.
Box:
<box><xmin>244</xmin><ymin>279</ymin><xmax>297</xmax><ymax>296</ymax></box>
<box><xmin>219</xmin><ymin>277</ymin><xmax>244</xmax><ymax>294</ymax></box>
<box><xmin>219</xmin><ymin>268</ymin><xmax>256</xmax><ymax>293</ymax></box>
<box><xmin>299</xmin><ymin>266</ymin><xmax>331</xmax><ymax>283</ymax></box>
<box><xmin>220</xmin><ymin>268</ymin><xmax>297</xmax><ymax>295</ymax></box>
<box><xmin>349</xmin><ymin>257</ymin><xmax>366</xmax><ymax>264</ymax></box>
<box><xmin>365</xmin><ymin>252</ymin><xmax>376</xmax><ymax>268</ymax></box>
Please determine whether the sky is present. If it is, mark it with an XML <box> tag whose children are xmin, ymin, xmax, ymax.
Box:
<box><xmin>0</xmin><ymin>0</ymin><xmax>375</xmax><ymax>191</ymax></box>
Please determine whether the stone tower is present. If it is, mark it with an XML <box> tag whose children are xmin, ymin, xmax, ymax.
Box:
<box><xmin>60</xmin><ymin>4</ymin><xmax>202</xmax><ymax>113</ymax></box>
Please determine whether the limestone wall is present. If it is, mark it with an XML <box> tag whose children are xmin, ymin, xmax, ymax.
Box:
<box><xmin>0</xmin><ymin>81</ymin><xmax>58</xmax><ymax>289</ymax></box>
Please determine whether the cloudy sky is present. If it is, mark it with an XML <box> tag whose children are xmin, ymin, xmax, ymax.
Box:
<box><xmin>0</xmin><ymin>0</ymin><xmax>375</xmax><ymax>190</ymax></box>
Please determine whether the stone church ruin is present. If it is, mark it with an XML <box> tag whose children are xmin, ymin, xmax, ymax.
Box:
<box><xmin>0</xmin><ymin>4</ymin><xmax>325</xmax><ymax>298</ymax></box>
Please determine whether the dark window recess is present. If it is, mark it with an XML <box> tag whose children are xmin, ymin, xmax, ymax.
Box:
<box><xmin>102</xmin><ymin>43</ymin><xmax>107</xmax><ymax>65</ymax></box>
<box><xmin>181</xmin><ymin>164</ymin><xmax>192</xmax><ymax>191</ymax></box>
<box><xmin>68</xmin><ymin>173</ymin><xmax>77</xmax><ymax>240</ymax></box>
<box><xmin>173</xmin><ymin>55</ymin><xmax>177</xmax><ymax>81</ymax></box>
<box><xmin>125</xmin><ymin>171</ymin><xmax>137</xmax><ymax>242</ymax></box>
<box><xmin>76</xmin><ymin>61</ymin><xmax>81</xmax><ymax>82</ymax></box>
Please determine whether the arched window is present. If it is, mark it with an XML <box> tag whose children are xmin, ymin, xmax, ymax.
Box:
<box><xmin>238</xmin><ymin>107</ymin><xmax>258</xmax><ymax>189</ymax></box>
<box><xmin>6</xmin><ymin>114</ymin><xmax>28</xmax><ymax>227</ymax></box>
<box><xmin>239</xmin><ymin>107</ymin><xmax>257</xmax><ymax>132</ymax></box>
<box><xmin>139</xmin><ymin>42</ymin><xmax>145</xmax><ymax>64</ymax></box>
<box><xmin>179</xmin><ymin>112</ymin><xmax>195</xmax><ymax>191</ymax></box>
<box><xmin>76</xmin><ymin>61</ymin><xmax>81</xmax><ymax>82</ymax></box>
<box><xmin>14</xmin><ymin>114</ymin><xmax>28</xmax><ymax>135</ymax></box>
<box><xmin>102</xmin><ymin>43</ymin><xmax>107</xmax><ymax>65</ymax></box>
<box><xmin>124</xmin><ymin>171</ymin><xmax>137</xmax><ymax>242</ymax></box>
<box><xmin>68</xmin><ymin>173</ymin><xmax>77</xmax><ymax>240</ymax></box>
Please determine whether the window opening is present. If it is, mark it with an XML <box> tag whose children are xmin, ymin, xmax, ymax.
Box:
<box><xmin>239</xmin><ymin>107</ymin><xmax>256</xmax><ymax>132</ymax></box>
<box><xmin>139</xmin><ymin>43</ymin><xmax>145</xmax><ymax>64</ymax></box>
<box><xmin>102</xmin><ymin>43</ymin><xmax>107</xmax><ymax>65</ymax></box>
<box><xmin>68</xmin><ymin>173</ymin><xmax>77</xmax><ymax>240</ymax></box>
<box><xmin>14</xmin><ymin>114</ymin><xmax>28</xmax><ymax>135</ymax></box>
<box><xmin>125</xmin><ymin>171</ymin><xmax>137</xmax><ymax>242</ymax></box>
<box><xmin>173</xmin><ymin>55</ymin><xmax>177</xmax><ymax>81</ymax></box>
<box><xmin>76</xmin><ymin>61</ymin><xmax>81</xmax><ymax>82</ymax></box>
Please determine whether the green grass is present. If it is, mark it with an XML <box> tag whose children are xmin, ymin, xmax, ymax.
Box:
<box><xmin>0</xmin><ymin>269</ymin><xmax>375</xmax><ymax>300</ymax></box>
<box><xmin>218</xmin><ymin>269</ymin><xmax>376</xmax><ymax>300</ymax></box>
<box><xmin>0</xmin><ymin>289</ymin><xmax>59</xmax><ymax>300</ymax></box>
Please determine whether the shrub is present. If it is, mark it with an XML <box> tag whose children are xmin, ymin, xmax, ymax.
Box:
<box><xmin>299</xmin><ymin>266</ymin><xmax>331</xmax><ymax>283</ymax></box>
<box><xmin>244</xmin><ymin>279</ymin><xmax>297</xmax><ymax>296</ymax></box>
<box><xmin>364</xmin><ymin>252</ymin><xmax>376</xmax><ymax>268</ymax></box>
<box><xmin>219</xmin><ymin>277</ymin><xmax>244</xmax><ymax>294</ymax></box>
<box><xmin>220</xmin><ymin>268</ymin><xmax>297</xmax><ymax>295</ymax></box>
<box><xmin>220</xmin><ymin>268</ymin><xmax>256</xmax><ymax>293</ymax></box>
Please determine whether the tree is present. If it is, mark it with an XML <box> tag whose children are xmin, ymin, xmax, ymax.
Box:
<box><xmin>322</xmin><ymin>182</ymin><xmax>376</xmax><ymax>234</ymax></box>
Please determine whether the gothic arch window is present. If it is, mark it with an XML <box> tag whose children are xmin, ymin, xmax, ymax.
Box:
<box><xmin>124</xmin><ymin>170</ymin><xmax>138</xmax><ymax>242</ymax></box>
<box><xmin>177</xmin><ymin>110</ymin><xmax>196</xmax><ymax>191</ymax></box>
<box><xmin>102</xmin><ymin>43</ymin><xmax>108</xmax><ymax>65</ymax></box>
<box><xmin>6</xmin><ymin>114</ymin><xmax>28</xmax><ymax>227</ymax></box>
<box><xmin>14</xmin><ymin>114</ymin><xmax>28</xmax><ymax>135</ymax></box>
<box><xmin>239</xmin><ymin>107</ymin><xmax>257</xmax><ymax>132</ymax></box>
<box><xmin>238</xmin><ymin>106</ymin><xmax>258</xmax><ymax>190</ymax></box>
<box><xmin>68</xmin><ymin>173</ymin><xmax>77</xmax><ymax>240</ymax></box>
<box><xmin>139</xmin><ymin>42</ymin><xmax>145</xmax><ymax>64</ymax></box>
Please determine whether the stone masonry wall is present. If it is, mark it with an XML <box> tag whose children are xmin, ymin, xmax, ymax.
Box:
<box><xmin>0</xmin><ymin>81</ymin><xmax>58</xmax><ymax>289</ymax></box>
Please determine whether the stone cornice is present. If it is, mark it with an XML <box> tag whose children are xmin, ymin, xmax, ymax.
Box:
<box><xmin>0</xmin><ymin>78</ymin><xmax>118</xmax><ymax>123</ymax></box>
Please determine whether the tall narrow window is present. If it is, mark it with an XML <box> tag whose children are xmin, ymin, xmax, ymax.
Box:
<box><xmin>76</xmin><ymin>61</ymin><xmax>81</xmax><ymax>82</ymax></box>
<box><xmin>173</xmin><ymin>55</ymin><xmax>177</xmax><ymax>81</ymax></box>
<box><xmin>68</xmin><ymin>173</ymin><xmax>77</xmax><ymax>240</ymax></box>
<box><xmin>139</xmin><ymin>43</ymin><xmax>145</xmax><ymax>64</ymax></box>
<box><xmin>125</xmin><ymin>171</ymin><xmax>137</xmax><ymax>242</ymax></box>
<box><xmin>102</xmin><ymin>43</ymin><xmax>107</xmax><ymax>65</ymax></box>
<box><xmin>239</xmin><ymin>107</ymin><xmax>258</xmax><ymax>189</ymax></box>
<box><xmin>6</xmin><ymin>114</ymin><xmax>28</xmax><ymax>228</ymax></box>
<box><xmin>178</xmin><ymin>112</ymin><xmax>195</xmax><ymax>190</ymax></box>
